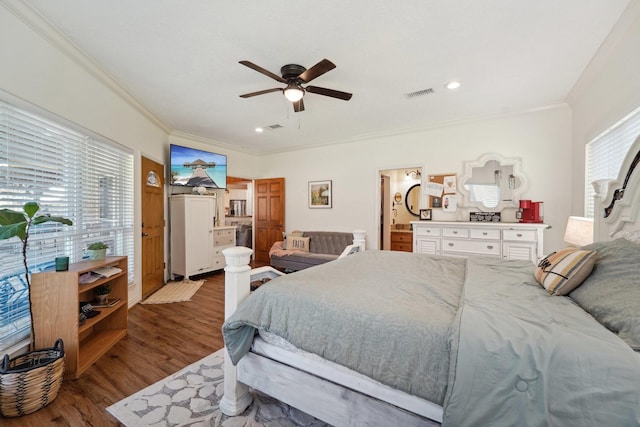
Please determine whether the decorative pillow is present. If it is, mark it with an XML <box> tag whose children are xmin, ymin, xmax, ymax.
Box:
<box><xmin>286</xmin><ymin>235</ymin><xmax>310</xmax><ymax>252</ymax></box>
<box><xmin>281</xmin><ymin>230</ymin><xmax>303</xmax><ymax>250</ymax></box>
<box><xmin>534</xmin><ymin>247</ymin><xmax>597</xmax><ymax>296</ymax></box>
<box><xmin>570</xmin><ymin>237</ymin><xmax>640</xmax><ymax>350</ymax></box>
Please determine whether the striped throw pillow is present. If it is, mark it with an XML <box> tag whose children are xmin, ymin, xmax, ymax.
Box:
<box><xmin>535</xmin><ymin>248</ymin><xmax>597</xmax><ymax>296</ymax></box>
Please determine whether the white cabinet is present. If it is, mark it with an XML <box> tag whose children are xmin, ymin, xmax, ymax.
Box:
<box><xmin>411</xmin><ymin>221</ymin><xmax>547</xmax><ymax>264</ymax></box>
<box><xmin>171</xmin><ymin>195</ymin><xmax>236</xmax><ymax>278</ymax></box>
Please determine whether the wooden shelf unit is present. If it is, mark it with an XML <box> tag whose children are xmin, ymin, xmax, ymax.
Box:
<box><xmin>31</xmin><ymin>256</ymin><xmax>128</xmax><ymax>379</ymax></box>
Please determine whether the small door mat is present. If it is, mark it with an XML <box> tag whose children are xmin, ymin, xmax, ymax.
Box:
<box><xmin>140</xmin><ymin>279</ymin><xmax>204</xmax><ymax>304</ymax></box>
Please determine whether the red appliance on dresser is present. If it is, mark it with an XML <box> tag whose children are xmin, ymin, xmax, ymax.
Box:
<box><xmin>518</xmin><ymin>200</ymin><xmax>544</xmax><ymax>223</ymax></box>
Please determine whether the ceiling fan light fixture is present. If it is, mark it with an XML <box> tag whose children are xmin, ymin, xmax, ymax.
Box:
<box><xmin>284</xmin><ymin>84</ymin><xmax>304</xmax><ymax>102</ymax></box>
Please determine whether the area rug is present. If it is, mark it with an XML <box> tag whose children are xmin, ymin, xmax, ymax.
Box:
<box><xmin>140</xmin><ymin>279</ymin><xmax>204</xmax><ymax>304</ymax></box>
<box><xmin>106</xmin><ymin>348</ymin><xmax>331</xmax><ymax>426</ymax></box>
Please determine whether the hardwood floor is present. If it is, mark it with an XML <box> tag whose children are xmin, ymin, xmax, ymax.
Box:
<box><xmin>1</xmin><ymin>266</ymin><xmax>251</xmax><ymax>427</ymax></box>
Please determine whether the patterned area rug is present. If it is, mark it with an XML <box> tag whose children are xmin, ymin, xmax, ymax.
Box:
<box><xmin>106</xmin><ymin>349</ymin><xmax>331</xmax><ymax>426</ymax></box>
<box><xmin>140</xmin><ymin>279</ymin><xmax>204</xmax><ymax>304</ymax></box>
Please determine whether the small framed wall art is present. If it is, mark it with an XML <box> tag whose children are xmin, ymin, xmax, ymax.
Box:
<box><xmin>420</xmin><ymin>208</ymin><xmax>432</xmax><ymax>220</ymax></box>
<box><xmin>309</xmin><ymin>180</ymin><xmax>332</xmax><ymax>208</ymax></box>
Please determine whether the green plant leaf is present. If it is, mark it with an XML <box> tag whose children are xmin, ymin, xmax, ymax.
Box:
<box><xmin>23</xmin><ymin>202</ymin><xmax>40</xmax><ymax>218</ymax></box>
<box><xmin>0</xmin><ymin>209</ymin><xmax>27</xmax><ymax>226</ymax></box>
<box><xmin>0</xmin><ymin>222</ymin><xmax>27</xmax><ymax>241</ymax></box>
<box><xmin>32</xmin><ymin>216</ymin><xmax>73</xmax><ymax>226</ymax></box>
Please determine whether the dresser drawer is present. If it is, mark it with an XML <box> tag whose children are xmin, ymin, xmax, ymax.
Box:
<box><xmin>213</xmin><ymin>246</ymin><xmax>233</xmax><ymax>257</ymax></box>
<box><xmin>391</xmin><ymin>242</ymin><xmax>413</xmax><ymax>252</ymax></box>
<box><xmin>469</xmin><ymin>228</ymin><xmax>500</xmax><ymax>240</ymax></box>
<box><xmin>214</xmin><ymin>228</ymin><xmax>235</xmax><ymax>238</ymax></box>
<box><xmin>442</xmin><ymin>239</ymin><xmax>500</xmax><ymax>256</ymax></box>
<box><xmin>503</xmin><ymin>229</ymin><xmax>537</xmax><ymax>242</ymax></box>
<box><xmin>215</xmin><ymin>235</ymin><xmax>235</xmax><ymax>246</ymax></box>
<box><xmin>442</xmin><ymin>228</ymin><xmax>469</xmax><ymax>238</ymax></box>
<box><xmin>391</xmin><ymin>232</ymin><xmax>412</xmax><ymax>243</ymax></box>
<box><xmin>415</xmin><ymin>226</ymin><xmax>441</xmax><ymax>237</ymax></box>
<box><xmin>212</xmin><ymin>255</ymin><xmax>226</xmax><ymax>269</ymax></box>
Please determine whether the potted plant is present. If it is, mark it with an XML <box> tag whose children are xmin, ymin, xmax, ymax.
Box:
<box><xmin>0</xmin><ymin>202</ymin><xmax>72</xmax><ymax>416</ymax></box>
<box><xmin>94</xmin><ymin>284</ymin><xmax>111</xmax><ymax>305</ymax></box>
<box><xmin>87</xmin><ymin>241</ymin><xmax>108</xmax><ymax>260</ymax></box>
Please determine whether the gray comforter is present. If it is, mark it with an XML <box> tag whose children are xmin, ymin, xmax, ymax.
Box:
<box><xmin>224</xmin><ymin>250</ymin><xmax>465</xmax><ymax>404</ymax></box>
<box><xmin>444</xmin><ymin>257</ymin><xmax>640</xmax><ymax>426</ymax></box>
<box><xmin>223</xmin><ymin>250</ymin><xmax>640</xmax><ymax>425</ymax></box>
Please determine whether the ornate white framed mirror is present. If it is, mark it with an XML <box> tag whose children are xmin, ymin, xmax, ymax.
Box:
<box><xmin>459</xmin><ymin>153</ymin><xmax>528</xmax><ymax>212</ymax></box>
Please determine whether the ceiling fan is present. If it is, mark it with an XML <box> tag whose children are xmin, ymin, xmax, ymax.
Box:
<box><xmin>239</xmin><ymin>59</ymin><xmax>352</xmax><ymax>112</ymax></box>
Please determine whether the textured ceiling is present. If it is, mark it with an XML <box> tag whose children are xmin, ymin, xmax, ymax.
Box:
<box><xmin>24</xmin><ymin>0</ymin><xmax>630</xmax><ymax>154</ymax></box>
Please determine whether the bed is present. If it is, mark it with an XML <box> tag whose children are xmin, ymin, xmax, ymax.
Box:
<box><xmin>220</xmin><ymin>139</ymin><xmax>640</xmax><ymax>426</ymax></box>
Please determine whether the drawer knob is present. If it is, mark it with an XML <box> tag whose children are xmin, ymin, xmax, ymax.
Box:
<box><xmin>453</xmin><ymin>231</ymin><xmax>458</xmax><ymax>234</ymax></box>
<box><xmin>487</xmin><ymin>245</ymin><xmax>494</xmax><ymax>249</ymax></box>
<box><xmin>517</xmin><ymin>233</ymin><xmax>523</xmax><ymax>237</ymax></box>
<box><xmin>482</xmin><ymin>232</ymin><xmax>487</xmax><ymax>236</ymax></box>
<box><xmin>448</xmin><ymin>243</ymin><xmax>454</xmax><ymax>247</ymax></box>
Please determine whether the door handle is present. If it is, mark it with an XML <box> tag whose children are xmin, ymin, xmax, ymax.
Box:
<box><xmin>142</xmin><ymin>232</ymin><xmax>149</xmax><ymax>237</ymax></box>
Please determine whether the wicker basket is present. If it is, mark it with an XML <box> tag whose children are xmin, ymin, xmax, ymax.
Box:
<box><xmin>0</xmin><ymin>339</ymin><xmax>65</xmax><ymax>417</ymax></box>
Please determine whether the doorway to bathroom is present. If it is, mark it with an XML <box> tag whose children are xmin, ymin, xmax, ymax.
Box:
<box><xmin>379</xmin><ymin>167</ymin><xmax>423</xmax><ymax>251</ymax></box>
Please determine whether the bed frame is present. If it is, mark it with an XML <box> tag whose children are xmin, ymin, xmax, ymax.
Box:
<box><xmin>219</xmin><ymin>245</ymin><xmax>442</xmax><ymax>426</ymax></box>
<box><xmin>220</xmin><ymin>135</ymin><xmax>640</xmax><ymax>427</ymax></box>
<box><xmin>593</xmin><ymin>135</ymin><xmax>640</xmax><ymax>241</ymax></box>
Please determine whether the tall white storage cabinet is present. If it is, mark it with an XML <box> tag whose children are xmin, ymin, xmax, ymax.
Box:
<box><xmin>171</xmin><ymin>195</ymin><xmax>216</xmax><ymax>278</ymax></box>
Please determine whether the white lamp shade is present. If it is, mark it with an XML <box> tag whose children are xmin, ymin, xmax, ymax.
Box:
<box><xmin>563</xmin><ymin>216</ymin><xmax>594</xmax><ymax>246</ymax></box>
<box><xmin>284</xmin><ymin>86</ymin><xmax>304</xmax><ymax>102</ymax></box>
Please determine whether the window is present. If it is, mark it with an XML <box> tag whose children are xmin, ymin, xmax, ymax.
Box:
<box><xmin>0</xmin><ymin>99</ymin><xmax>134</xmax><ymax>352</ymax></box>
<box><xmin>585</xmin><ymin>106</ymin><xmax>640</xmax><ymax>218</ymax></box>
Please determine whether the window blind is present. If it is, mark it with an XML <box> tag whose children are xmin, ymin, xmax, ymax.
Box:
<box><xmin>585</xmin><ymin>106</ymin><xmax>640</xmax><ymax>218</ymax></box>
<box><xmin>0</xmin><ymin>99</ymin><xmax>134</xmax><ymax>352</ymax></box>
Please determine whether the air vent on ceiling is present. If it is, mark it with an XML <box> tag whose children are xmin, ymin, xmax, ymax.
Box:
<box><xmin>405</xmin><ymin>88</ymin><xmax>434</xmax><ymax>99</ymax></box>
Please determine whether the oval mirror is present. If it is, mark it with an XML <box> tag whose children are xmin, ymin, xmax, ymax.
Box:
<box><xmin>405</xmin><ymin>183</ymin><xmax>420</xmax><ymax>216</ymax></box>
<box><xmin>459</xmin><ymin>153</ymin><xmax>527</xmax><ymax>212</ymax></box>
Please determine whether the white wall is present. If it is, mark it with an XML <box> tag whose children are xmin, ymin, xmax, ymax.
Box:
<box><xmin>259</xmin><ymin>106</ymin><xmax>573</xmax><ymax>253</ymax></box>
<box><xmin>1</xmin><ymin>2</ymin><xmax>264</xmax><ymax>305</ymax></box>
<box><xmin>0</xmin><ymin>2</ymin><xmax>168</xmax><ymax>158</ymax></box>
<box><xmin>1</xmin><ymin>2</ymin><xmax>169</xmax><ymax>305</ymax></box>
<box><xmin>567</xmin><ymin>1</ymin><xmax>640</xmax><ymax>215</ymax></box>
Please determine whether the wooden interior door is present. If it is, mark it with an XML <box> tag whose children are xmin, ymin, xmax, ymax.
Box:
<box><xmin>254</xmin><ymin>178</ymin><xmax>285</xmax><ymax>263</ymax></box>
<box><xmin>141</xmin><ymin>156</ymin><xmax>165</xmax><ymax>298</ymax></box>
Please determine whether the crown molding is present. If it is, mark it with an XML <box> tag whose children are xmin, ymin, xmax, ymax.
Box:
<box><xmin>1</xmin><ymin>0</ymin><xmax>171</xmax><ymax>134</ymax></box>
<box><xmin>169</xmin><ymin>130</ymin><xmax>261</xmax><ymax>156</ymax></box>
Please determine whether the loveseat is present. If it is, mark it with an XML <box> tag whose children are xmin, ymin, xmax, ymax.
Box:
<box><xmin>270</xmin><ymin>230</ymin><xmax>365</xmax><ymax>272</ymax></box>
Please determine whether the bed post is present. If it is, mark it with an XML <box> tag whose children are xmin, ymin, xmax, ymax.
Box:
<box><xmin>219</xmin><ymin>246</ymin><xmax>254</xmax><ymax>416</ymax></box>
<box><xmin>353</xmin><ymin>229</ymin><xmax>366</xmax><ymax>250</ymax></box>
<box><xmin>592</xmin><ymin>179</ymin><xmax>611</xmax><ymax>242</ymax></box>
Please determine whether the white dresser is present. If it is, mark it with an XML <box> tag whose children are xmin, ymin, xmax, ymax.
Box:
<box><xmin>411</xmin><ymin>221</ymin><xmax>548</xmax><ymax>263</ymax></box>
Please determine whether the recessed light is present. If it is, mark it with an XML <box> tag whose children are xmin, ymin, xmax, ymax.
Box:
<box><xmin>445</xmin><ymin>81</ymin><xmax>461</xmax><ymax>90</ymax></box>
<box><xmin>255</xmin><ymin>127</ymin><xmax>264</xmax><ymax>133</ymax></box>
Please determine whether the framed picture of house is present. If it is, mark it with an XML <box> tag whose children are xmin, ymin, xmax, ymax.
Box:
<box><xmin>309</xmin><ymin>180</ymin><xmax>332</xmax><ymax>208</ymax></box>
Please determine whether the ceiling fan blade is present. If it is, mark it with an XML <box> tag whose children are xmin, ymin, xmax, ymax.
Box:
<box><xmin>293</xmin><ymin>98</ymin><xmax>305</xmax><ymax>112</ymax></box>
<box><xmin>306</xmin><ymin>86</ymin><xmax>352</xmax><ymax>101</ymax></box>
<box><xmin>298</xmin><ymin>59</ymin><xmax>336</xmax><ymax>83</ymax></box>
<box><xmin>239</xmin><ymin>60</ymin><xmax>286</xmax><ymax>83</ymax></box>
<box><xmin>239</xmin><ymin>88</ymin><xmax>282</xmax><ymax>98</ymax></box>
